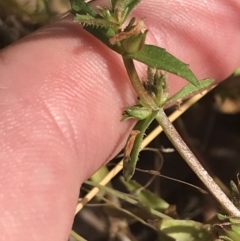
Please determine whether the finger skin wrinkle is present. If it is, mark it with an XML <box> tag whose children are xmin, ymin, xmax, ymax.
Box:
<box><xmin>40</xmin><ymin>97</ymin><xmax>80</xmax><ymax>157</ymax></box>
<box><xmin>0</xmin><ymin>104</ymin><xmax>79</xmax><ymax>240</ymax></box>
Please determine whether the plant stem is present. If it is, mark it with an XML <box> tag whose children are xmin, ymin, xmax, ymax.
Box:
<box><xmin>122</xmin><ymin>54</ymin><xmax>238</xmax><ymax>217</ymax></box>
<box><xmin>123</xmin><ymin>110</ymin><xmax>159</xmax><ymax>181</ymax></box>
<box><xmin>156</xmin><ymin>108</ymin><xmax>240</xmax><ymax>218</ymax></box>
<box><xmin>122</xmin><ymin>57</ymin><xmax>158</xmax><ymax>109</ymax></box>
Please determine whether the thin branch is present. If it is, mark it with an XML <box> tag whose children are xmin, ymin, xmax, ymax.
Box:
<box><xmin>156</xmin><ymin>108</ymin><xmax>240</xmax><ymax>218</ymax></box>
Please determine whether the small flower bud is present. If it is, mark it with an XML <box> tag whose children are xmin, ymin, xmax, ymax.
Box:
<box><xmin>122</xmin><ymin>30</ymin><xmax>148</xmax><ymax>54</ymax></box>
<box><xmin>122</xmin><ymin>106</ymin><xmax>152</xmax><ymax>120</ymax></box>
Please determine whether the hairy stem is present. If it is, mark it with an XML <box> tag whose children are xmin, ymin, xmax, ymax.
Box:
<box><xmin>122</xmin><ymin>57</ymin><xmax>158</xmax><ymax>109</ymax></box>
<box><xmin>156</xmin><ymin>108</ymin><xmax>240</xmax><ymax>217</ymax></box>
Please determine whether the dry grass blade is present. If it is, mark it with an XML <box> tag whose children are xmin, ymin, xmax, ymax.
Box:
<box><xmin>75</xmin><ymin>86</ymin><xmax>215</xmax><ymax>214</ymax></box>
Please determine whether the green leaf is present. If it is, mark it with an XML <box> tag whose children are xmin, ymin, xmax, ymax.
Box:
<box><xmin>165</xmin><ymin>78</ymin><xmax>214</xmax><ymax>105</ymax></box>
<box><xmin>230</xmin><ymin>180</ymin><xmax>240</xmax><ymax>209</ymax></box>
<box><xmin>80</xmin><ymin>25</ymin><xmax>123</xmax><ymax>53</ymax></box>
<box><xmin>229</xmin><ymin>217</ymin><xmax>240</xmax><ymax>236</ymax></box>
<box><xmin>123</xmin><ymin>110</ymin><xmax>159</xmax><ymax>181</ymax></box>
<box><xmin>90</xmin><ymin>166</ymin><xmax>111</xmax><ymax>200</ymax></box>
<box><xmin>217</xmin><ymin>214</ymin><xmax>240</xmax><ymax>240</ymax></box>
<box><xmin>125</xmin><ymin>45</ymin><xmax>200</xmax><ymax>86</ymax></box>
<box><xmin>112</xmin><ymin>0</ymin><xmax>141</xmax><ymax>24</ymax></box>
<box><xmin>123</xmin><ymin>105</ymin><xmax>152</xmax><ymax>120</ymax></box>
<box><xmin>219</xmin><ymin>236</ymin><xmax>235</xmax><ymax>241</ymax></box>
<box><xmin>121</xmin><ymin>0</ymin><xmax>142</xmax><ymax>23</ymax></box>
<box><xmin>159</xmin><ymin>219</ymin><xmax>214</xmax><ymax>241</ymax></box>
<box><xmin>70</xmin><ymin>0</ymin><xmax>98</xmax><ymax>17</ymax></box>
<box><xmin>231</xmin><ymin>224</ymin><xmax>240</xmax><ymax>237</ymax></box>
<box><xmin>85</xmin><ymin>180</ymin><xmax>171</xmax><ymax>219</ymax></box>
<box><xmin>221</xmin><ymin>230</ymin><xmax>240</xmax><ymax>241</ymax></box>
<box><xmin>121</xmin><ymin>177</ymin><xmax>169</xmax><ymax>211</ymax></box>
<box><xmin>218</xmin><ymin>213</ymin><xmax>229</xmax><ymax>221</ymax></box>
<box><xmin>110</xmin><ymin>0</ymin><xmax>118</xmax><ymax>9</ymax></box>
<box><xmin>74</xmin><ymin>14</ymin><xmax>119</xmax><ymax>29</ymax></box>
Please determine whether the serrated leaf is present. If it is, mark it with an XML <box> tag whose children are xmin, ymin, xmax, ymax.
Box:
<box><xmin>125</xmin><ymin>45</ymin><xmax>200</xmax><ymax>86</ymax></box>
<box><xmin>80</xmin><ymin>25</ymin><xmax>123</xmax><ymax>53</ymax></box>
<box><xmin>165</xmin><ymin>78</ymin><xmax>214</xmax><ymax>105</ymax></box>
<box><xmin>120</xmin><ymin>177</ymin><xmax>169</xmax><ymax>211</ymax></box>
<box><xmin>74</xmin><ymin>14</ymin><xmax>119</xmax><ymax>29</ymax></box>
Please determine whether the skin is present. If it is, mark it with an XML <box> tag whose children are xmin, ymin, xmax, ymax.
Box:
<box><xmin>0</xmin><ymin>0</ymin><xmax>239</xmax><ymax>240</ymax></box>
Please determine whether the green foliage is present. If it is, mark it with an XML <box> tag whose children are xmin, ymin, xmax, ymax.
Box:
<box><xmin>217</xmin><ymin>180</ymin><xmax>240</xmax><ymax>241</ymax></box>
<box><xmin>70</xmin><ymin>0</ymin><xmax>98</xmax><ymax>17</ymax></box>
<box><xmin>85</xmin><ymin>180</ymin><xmax>171</xmax><ymax>219</ymax></box>
<box><xmin>111</xmin><ymin>0</ymin><xmax>141</xmax><ymax>25</ymax></box>
<box><xmin>70</xmin><ymin>0</ymin><xmax>214</xmax><ymax>181</ymax></box>
<box><xmin>85</xmin><ymin>179</ymin><xmax>216</xmax><ymax>240</ymax></box>
<box><xmin>166</xmin><ymin>78</ymin><xmax>214</xmax><ymax>105</ymax></box>
<box><xmin>125</xmin><ymin>45</ymin><xmax>200</xmax><ymax>86</ymax></box>
<box><xmin>123</xmin><ymin>106</ymin><xmax>152</xmax><ymax>120</ymax></box>
<box><xmin>120</xmin><ymin>177</ymin><xmax>170</xmax><ymax>211</ymax></box>
<box><xmin>230</xmin><ymin>180</ymin><xmax>240</xmax><ymax>209</ymax></box>
<box><xmin>218</xmin><ymin>180</ymin><xmax>240</xmax><ymax>241</ymax></box>
<box><xmin>123</xmin><ymin>110</ymin><xmax>159</xmax><ymax>180</ymax></box>
<box><xmin>159</xmin><ymin>219</ymin><xmax>214</xmax><ymax>241</ymax></box>
<box><xmin>217</xmin><ymin>214</ymin><xmax>240</xmax><ymax>241</ymax></box>
<box><xmin>71</xmin><ymin>1</ymin><xmax>222</xmax><ymax>238</ymax></box>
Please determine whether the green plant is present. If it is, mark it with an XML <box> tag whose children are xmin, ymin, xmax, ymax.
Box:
<box><xmin>70</xmin><ymin>0</ymin><xmax>240</xmax><ymax>239</ymax></box>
